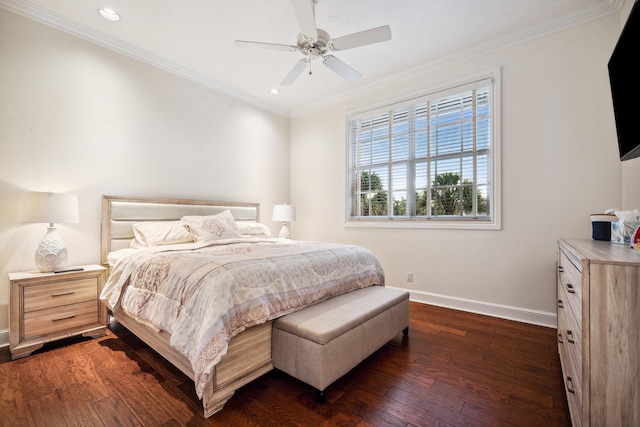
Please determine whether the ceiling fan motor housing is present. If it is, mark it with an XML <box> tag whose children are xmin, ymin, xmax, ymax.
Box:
<box><xmin>297</xmin><ymin>29</ymin><xmax>331</xmax><ymax>58</ymax></box>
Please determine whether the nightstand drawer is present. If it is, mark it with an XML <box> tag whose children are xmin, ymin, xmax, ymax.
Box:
<box><xmin>23</xmin><ymin>300</ymin><xmax>99</xmax><ymax>338</ymax></box>
<box><xmin>23</xmin><ymin>278</ymin><xmax>98</xmax><ymax>312</ymax></box>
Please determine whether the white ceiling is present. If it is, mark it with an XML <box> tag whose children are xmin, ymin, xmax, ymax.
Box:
<box><xmin>1</xmin><ymin>0</ymin><xmax>622</xmax><ymax>116</ymax></box>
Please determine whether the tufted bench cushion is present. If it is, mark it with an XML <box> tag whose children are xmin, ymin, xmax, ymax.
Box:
<box><xmin>272</xmin><ymin>286</ymin><xmax>409</xmax><ymax>400</ymax></box>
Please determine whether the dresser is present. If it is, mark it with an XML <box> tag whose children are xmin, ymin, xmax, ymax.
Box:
<box><xmin>9</xmin><ymin>265</ymin><xmax>108</xmax><ymax>359</ymax></box>
<box><xmin>557</xmin><ymin>239</ymin><xmax>640</xmax><ymax>426</ymax></box>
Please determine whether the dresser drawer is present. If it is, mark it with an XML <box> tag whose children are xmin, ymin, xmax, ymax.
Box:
<box><xmin>23</xmin><ymin>300</ymin><xmax>99</xmax><ymax>338</ymax></box>
<box><xmin>558</xmin><ymin>343</ymin><xmax>581</xmax><ymax>427</ymax></box>
<box><xmin>23</xmin><ymin>278</ymin><xmax>99</xmax><ymax>312</ymax></box>
<box><xmin>558</xmin><ymin>251</ymin><xmax>582</xmax><ymax>325</ymax></box>
<box><xmin>558</xmin><ymin>325</ymin><xmax>583</xmax><ymax>427</ymax></box>
<box><xmin>564</xmin><ymin>372</ymin><xmax>583</xmax><ymax>427</ymax></box>
<box><xmin>557</xmin><ymin>297</ymin><xmax>582</xmax><ymax>356</ymax></box>
<box><xmin>561</xmin><ymin>303</ymin><xmax>582</xmax><ymax>358</ymax></box>
<box><xmin>557</xmin><ymin>299</ymin><xmax>582</xmax><ymax>390</ymax></box>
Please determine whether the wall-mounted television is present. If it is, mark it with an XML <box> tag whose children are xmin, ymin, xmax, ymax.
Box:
<box><xmin>608</xmin><ymin>0</ymin><xmax>639</xmax><ymax>161</ymax></box>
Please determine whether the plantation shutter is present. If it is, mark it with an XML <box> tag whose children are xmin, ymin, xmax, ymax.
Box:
<box><xmin>348</xmin><ymin>77</ymin><xmax>494</xmax><ymax>224</ymax></box>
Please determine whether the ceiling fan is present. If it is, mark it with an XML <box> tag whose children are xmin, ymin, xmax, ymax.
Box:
<box><xmin>234</xmin><ymin>0</ymin><xmax>392</xmax><ymax>86</ymax></box>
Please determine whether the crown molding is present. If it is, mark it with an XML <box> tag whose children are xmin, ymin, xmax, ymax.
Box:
<box><xmin>1</xmin><ymin>0</ymin><xmax>620</xmax><ymax>119</ymax></box>
<box><xmin>0</xmin><ymin>0</ymin><xmax>290</xmax><ymax>117</ymax></box>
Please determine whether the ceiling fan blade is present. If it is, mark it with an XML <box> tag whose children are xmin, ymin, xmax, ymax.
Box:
<box><xmin>281</xmin><ymin>59</ymin><xmax>309</xmax><ymax>85</ymax></box>
<box><xmin>322</xmin><ymin>55</ymin><xmax>361</xmax><ymax>83</ymax></box>
<box><xmin>330</xmin><ymin>25</ymin><xmax>392</xmax><ymax>51</ymax></box>
<box><xmin>290</xmin><ymin>0</ymin><xmax>318</xmax><ymax>39</ymax></box>
<box><xmin>234</xmin><ymin>40</ymin><xmax>298</xmax><ymax>52</ymax></box>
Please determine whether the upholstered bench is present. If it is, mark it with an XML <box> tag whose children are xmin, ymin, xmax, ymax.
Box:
<box><xmin>272</xmin><ymin>286</ymin><xmax>410</xmax><ymax>402</ymax></box>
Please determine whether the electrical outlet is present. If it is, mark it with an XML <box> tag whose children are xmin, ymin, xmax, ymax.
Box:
<box><xmin>406</xmin><ymin>272</ymin><xmax>413</xmax><ymax>282</ymax></box>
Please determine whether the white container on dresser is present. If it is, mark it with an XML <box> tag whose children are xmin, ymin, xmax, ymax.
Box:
<box><xmin>557</xmin><ymin>239</ymin><xmax>640</xmax><ymax>427</ymax></box>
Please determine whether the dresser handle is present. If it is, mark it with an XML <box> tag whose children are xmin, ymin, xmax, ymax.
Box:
<box><xmin>566</xmin><ymin>376</ymin><xmax>576</xmax><ymax>394</ymax></box>
<box><xmin>52</xmin><ymin>291</ymin><xmax>75</xmax><ymax>297</ymax></box>
<box><xmin>558</xmin><ymin>266</ymin><xmax>564</xmax><ymax>273</ymax></box>
<box><xmin>566</xmin><ymin>283</ymin><xmax>576</xmax><ymax>294</ymax></box>
<box><xmin>52</xmin><ymin>313</ymin><xmax>76</xmax><ymax>321</ymax></box>
<box><xmin>558</xmin><ymin>333</ymin><xmax>564</xmax><ymax>343</ymax></box>
<box><xmin>566</xmin><ymin>330</ymin><xmax>575</xmax><ymax>344</ymax></box>
<box><xmin>558</xmin><ymin>299</ymin><xmax>564</xmax><ymax>309</ymax></box>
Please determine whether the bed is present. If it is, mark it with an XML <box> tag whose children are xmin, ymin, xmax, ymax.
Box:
<box><xmin>100</xmin><ymin>195</ymin><xmax>385</xmax><ymax>417</ymax></box>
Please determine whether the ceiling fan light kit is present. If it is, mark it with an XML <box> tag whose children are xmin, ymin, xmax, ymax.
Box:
<box><xmin>235</xmin><ymin>0</ymin><xmax>392</xmax><ymax>86</ymax></box>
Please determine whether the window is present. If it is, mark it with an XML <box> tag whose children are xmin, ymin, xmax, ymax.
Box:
<box><xmin>347</xmin><ymin>72</ymin><xmax>500</xmax><ymax>229</ymax></box>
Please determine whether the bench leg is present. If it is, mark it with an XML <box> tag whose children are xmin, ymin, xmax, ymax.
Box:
<box><xmin>316</xmin><ymin>389</ymin><xmax>326</xmax><ymax>404</ymax></box>
<box><xmin>402</xmin><ymin>327</ymin><xmax>409</xmax><ymax>336</ymax></box>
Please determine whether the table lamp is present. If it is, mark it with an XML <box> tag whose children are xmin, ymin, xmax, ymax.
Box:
<box><xmin>18</xmin><ymin>191</ymin><xmax>79</xmax><ymax>272</ymax></box>
<box><xmin>272</xmin><ymin>204</ymin><xmax>296</xmax><ymax>239</ymax></box>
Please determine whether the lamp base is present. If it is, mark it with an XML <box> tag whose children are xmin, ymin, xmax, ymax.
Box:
<box><xmin>278</xmin><ymin>223</ymin><xmax>291</xmax><ymax>239</ymax></box>
<box><xmin>35</xmin><ymin>227</ymin><xmax>68</xmax><ymax>272</ymax></box>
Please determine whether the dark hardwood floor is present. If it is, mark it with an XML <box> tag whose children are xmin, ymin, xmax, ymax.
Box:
<box><xmin>0</xmin><ymin>302</ymin><xmax>570</xmax><ymax>426</ymax></box>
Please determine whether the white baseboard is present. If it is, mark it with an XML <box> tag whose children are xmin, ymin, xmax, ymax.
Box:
<box><xmin>0</xmin><ymin>329</ymin><xmax>8</xmax><ymax>349</ymax></box>
<box><xmin>386</xmin><ymin>286</ymin><xmax>557</xmax><ymax>328</ymax></box>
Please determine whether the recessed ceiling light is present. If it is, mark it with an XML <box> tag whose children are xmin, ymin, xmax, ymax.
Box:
<box><xmin>99</xmin><ymin>8</ymin><xmax>120</xmax><ymax>22</ymax></box>
<box><xmin>270</xmin><ymin>89</ymin><xmax>281</xmax><ymax>95</ymax></box>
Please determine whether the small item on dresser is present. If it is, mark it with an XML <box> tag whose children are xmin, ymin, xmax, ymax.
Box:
<box><xmin>590</xmin><ymin>214</ymin><xmax>616</xmax><ymax>241</ymax></box>
<box><xmin>610</xmin><ymin>209</ymin><xmax>640</xmax><ymax>244</ymax></box>
<box><xmin>633</xmin><ymin>225</ymin><xmax>640</xmax><ymax>252</ymax></box>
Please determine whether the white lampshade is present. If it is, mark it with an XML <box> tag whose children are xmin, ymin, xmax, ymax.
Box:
<box><xmin>18</xmin><ymin>192</ymin><xmax>79</xmax><ymax>224</ymax></box>
<box><xmin>272</xmin><ymin>204</ymin><xmax>296</xmax><ymax>222</ymax></box>
<box><xmin>272</xmin><ymin>204</ymin><xmax>296</xmax><ymax>239</ymax></box>
<box><xmin>18</xmin><ymin>192</ymin><xmax>79</xmax><ymax>272</ymax></box>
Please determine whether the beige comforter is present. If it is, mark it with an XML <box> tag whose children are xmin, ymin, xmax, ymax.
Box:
<box><xmin>100</xmin><ymin>238</ymin><xmax>385</xmax><ymax>398</ymax></box>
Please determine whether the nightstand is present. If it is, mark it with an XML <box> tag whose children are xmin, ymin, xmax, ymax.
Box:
<box><xmin>9</xmin><ymin>265</ymin><xmax>108</xmax><ymax>359</ymax></box>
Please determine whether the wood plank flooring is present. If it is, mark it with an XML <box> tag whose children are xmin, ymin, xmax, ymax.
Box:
<box><xmin>0</xmin><ymin>302</ymin><xmax>570</xmax><ymax>426</ymax></box>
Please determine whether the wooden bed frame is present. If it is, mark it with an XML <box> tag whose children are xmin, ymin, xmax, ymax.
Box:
<box><xmin>100</xmin><ymin>195</ymin><xmax>273</xmax><ymax>417</ymax></box>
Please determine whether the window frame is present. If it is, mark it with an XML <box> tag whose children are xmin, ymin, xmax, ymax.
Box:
<box><xmin>345</xmin><ymin>69</ymin><xmax>501</xmax><ymax>230</ymax></box>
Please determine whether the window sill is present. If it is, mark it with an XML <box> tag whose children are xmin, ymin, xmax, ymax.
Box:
<box><xmin>345</xmin><ymin>218</ymin><xmax>501</xmax><ymax>230</ymax></box>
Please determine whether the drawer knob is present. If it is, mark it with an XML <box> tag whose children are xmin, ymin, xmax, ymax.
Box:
<box><xmin>558</xmin><ymin>333</ymin><xmax>564</xmax><ymax>343</ymax></box>
<box><xmin>558</xmin><ymin>266</ymin><xmax>564</xmax><ymax>273</ymax></box>
<box><xmin>558</xmin><ymin>299</ymin><xmax>564</xmax><ymax>309</ymax></box>
<box><xmin>566</xmin><ymin>376</ymin><xmax>576</xmax><ymax>394</ymax></box>
<box><xmin>566</xmin><ymin>283</ymin><xmax>576</xmax><ymax>294</ymax></box>
<box><xmin>566</xmin><ymin>330</ymin><xmax>575</xmax><ymax>344</ymax></box>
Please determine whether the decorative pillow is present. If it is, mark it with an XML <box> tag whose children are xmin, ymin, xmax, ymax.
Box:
<box><xmin>131</xmin><ymin>221</ymin><xmax>194</xmax><ymax>248</ymax></box>
<box><xmin>181</xmin><ymin>210</ymin><xmax>243</xmax><ymax>242</ymax></box>
<box><xmin>237</xmin><ymin>222</ymin><xmax>271</xmax><ymax>238</ymax></box>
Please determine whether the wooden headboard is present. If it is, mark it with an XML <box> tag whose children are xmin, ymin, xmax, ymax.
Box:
<box><xmin>101</xmin><ymin>195</ymin><xmax>260</xmax><ymax>264</ymax></box>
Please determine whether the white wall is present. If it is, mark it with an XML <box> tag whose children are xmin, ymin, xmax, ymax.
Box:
<box><xmin>0</xmin><ymin>10</ymin><xmax>291</xmax><ymax>334</ymax></box>
<box><xmin>623</xmin><ymin>158</ymin><xmax>640</xmax><ymax>209</ymax></box>
<box><xmin>0</xmin><ymin>6</ymin><xmax>631</xmax><ymax>340</ymax></box>
<box><xmin>290</xmin><ymin>14</ymin><xmax>622</xmax><ymax>326</ymax></box>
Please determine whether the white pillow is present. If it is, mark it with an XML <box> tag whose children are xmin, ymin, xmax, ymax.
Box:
<box><xmin>237</xmin><ymin>222</ymin><xmax>271</xmax><ymax>238</ymax></box>
<box><xmin>181</xmin><ymin>210</ymin><xmax>243</xmax><ymax>242</ymax></box>
<box><xmin>131</xmin><ymin>221</ymin><xmax>194</xmax><ymax>248</ymax></box>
